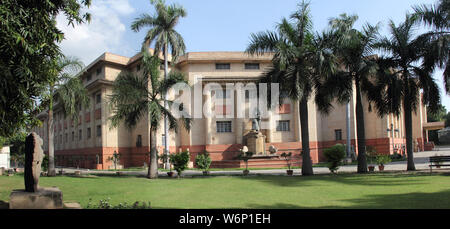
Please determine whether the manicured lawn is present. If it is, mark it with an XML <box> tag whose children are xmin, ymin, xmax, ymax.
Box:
<box><xmin>1</xmin><ymin>172</ymin><xmax>450</xmax><ymax>209</ymax></box>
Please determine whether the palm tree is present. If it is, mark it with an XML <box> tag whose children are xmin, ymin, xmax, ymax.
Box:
<box><xmin>246</xmin><ymin>1</ymin><xmax>336</xmax><ymax>176</ymax></box>
<box><xmin>109</xmin><ymin>51</ymin><xmax>191</xmax><ymax>179</ymax></box>
<box><xmin>42</xmin><ymin>56</ymin><xmax>89</xmax><ymax>176</ymax></box>
<box><xmin>372</xmin><ymin>15</ymin><xmax>441</xmax><ymax>171</ymax></box>
<box><xmin>315</xmin><ymin>14</ymin><xmax>380</xmax><ymax>173</ymax></box>
<box><xmin>131</xmin><ymin>0</ymin><xmax>187</xmax><ymax>169</ymax></box>
<box><xmin>412</xmin><ymin>0</ymin><xmax>449</xmax><ymax>94</ymax></box>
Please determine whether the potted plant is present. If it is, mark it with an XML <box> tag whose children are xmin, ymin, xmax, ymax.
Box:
<box><xmin>169</xmin><ymin>150</ymin><xmax>190</xmax><ymax>178</ymax></box>
<box><xmin>159</xmin><ymin>153</ymin><xmax>173</xmax><ymax>177</ymax></box>
<box><xmin>366</xmin><ymin>146</ymin><xmax>377</xmax><ymax>172</ymax></box>
<box><xmin>281</xmin><ymin>152</ymin><xmax>294</xmax><ymax>175</ymax></box>
<box><xmin>195</xmin><ymin>151</ymin><xmax>212</xmax><ymax>176</ymax></box>
<box><xmin>375</xmin><ymin>154</ymin><xmax>392</xmax><ymax>171</ymax></box>
<box><xmin>108</xmin><ymin>151</ymin><xmax>121</xmax><ymax>171</ymax></box>
<box><xmin>237</xmin><ymin>147</ymin><xmax>254</xmax><ymax>175</ymax></box>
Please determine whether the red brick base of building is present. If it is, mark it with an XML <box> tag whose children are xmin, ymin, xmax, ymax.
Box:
<box><xmin>48</xmin><ymin>137</ymin><xmax>419</xmax><ymax>170</ymax></box>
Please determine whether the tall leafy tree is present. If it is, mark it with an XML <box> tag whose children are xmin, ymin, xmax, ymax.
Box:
<box><xmin>131</xmin><ymin>0</ymin><xmax>187</xmax><ymax>169</ymax></box>
<box><xmin>0</xmin><ymin>0</ymin><xmax>91</xmax><ymax>138</ymax></box>
<box><xmin>371</xmin><ymin>15</ymin><xmax>441</xmax><ymax>171</ymax></box>
<box><xmin>413</xmin><ymin>0</ymin><xmax>450</xmax><ymax>94</ymax></box>
<box><xmin>246</xmin><ymin>1</ymin><xmax>336</xmax><ymax>176</ymax></box>
<box><xmin>109</xmin><ymin>51</ymin><xmax>191</xmax><ymax>179</ymax></box>
<box><xmin>41</xmin><ymin>56</ymin><xmax>89</xmax><ymax>176</ymax></box>
<box><xmin>315</xmin><ymin>14</ymin><xmax>380</xmax><ymax>173</ymax></box>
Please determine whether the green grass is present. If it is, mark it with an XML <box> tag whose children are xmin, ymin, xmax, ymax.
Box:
<box><xmin>1</xmin><ymin>172</ymin><xmax>450</xmax><ymax>209</ymax></box>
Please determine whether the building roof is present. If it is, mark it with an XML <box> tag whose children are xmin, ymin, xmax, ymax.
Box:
<box><xmin>176</xmin><ymin>51</ymin><xmax>273</xmax><ymax>65</ymax></box>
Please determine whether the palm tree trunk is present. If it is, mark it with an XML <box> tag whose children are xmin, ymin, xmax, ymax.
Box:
<box><xmin>47</xmin><ymin>89</ymin><xmax>56</xmax><ymax>176</ymax></box>
<box><xmin>163</xmin><ymin>43</ymin><xmax>170</xmax><ymax>170</ymax></box>
<box><xmin>355</xmin><ymin>81</ymin><xmax>368</xmax><ymax>173</ymax></box>
<box><xmin>148</xmin><ymin>129</ymin><xmax>158</xmax><ymax>179</ymax></box>
<box><xmin>404</xmin><ymin>97</ymin><xmax>416</xmax><ymax>171</ymax></box>
<box><xmin>299</xmin><ymin>97</ymin><xmax>313</xmax><ymax>176</ymax></box>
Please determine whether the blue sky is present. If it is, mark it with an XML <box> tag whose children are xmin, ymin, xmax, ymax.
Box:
<box><xmin>57</xmin><ymin>0</ymin><xmax>449</xmax><ymax>111</ymax></box>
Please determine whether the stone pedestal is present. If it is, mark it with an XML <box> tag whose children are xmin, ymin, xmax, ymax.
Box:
<box><xmin>9</xmin><ymin>187</ymin><xmax>63</xmax><ymax>209</ymax></box>
<box><xmin>245</xmin><ymin>131</ymin><xmax>266</xmax><ymax>155</ymax></box>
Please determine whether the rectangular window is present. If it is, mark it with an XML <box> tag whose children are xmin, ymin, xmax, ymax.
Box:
<box><xmin>60</xmin><ymin>135</ymin><xmax>62</xmax><ymax>144</ymax></box>
<box><xmin>65</xmin><ymin>133</ymin><xmax>68</xmax><ymax>143</ymax></box>
<box><xmin>96</xmin><ymin>125</ymin><xmax>102</xmax><ymax>137</ymax></box>
<box><xmin>335</xmin><ymin>129</ymin><xmax>342</xmax><ymax>141</ymax></box>
<box><xmin>71</xmin><ymin>131</ymin><xmax>74</xmax><ymax>141</ymax></box>
<box><xmin>87</xmin><ymin>74</ymin><xmax>92</xmax><ymax>82</ymax></box>
<box><xmin>276</xmin><ymin>120</ymin><xmax>290</xmax><ymax>132</ymax></box>
<box><xmin>216</xmin><ymin>90</ymin><xmax>231</xmax><ymax>99</ymax></box>
<box><xmin>96</xmin><ymin>93</ymin><xmax>101</xmax><ymax>104</ymax></box>
<box><xmin>136</xmin><ymin>64</ymin><xmax>141</xmax><ymax>72</ymax></box>
<box><xmin>87</xmin><ymin>128</ymin><xmax>91</xmax><ymax>139</ymax></box>
<box><xmin>245</xmin><ymin>63</ymin><xmax>260</xmax><ymax>70</ymax></box>
<box><xmin>96</xmin><ymin>67</ymin><xmax>102</xmax><ymax>76</ymax></box>
<box><xmin>216</xmin><ymin>63</ymin><xmax>230</xmax><ymax>70</ymax></box>
<box><xmin>162</xmin><ymin>134</ymin><xmax>166</xmax><ymax>147</ymax></box>
<box><xmin>136</xmin><ymin>135</ymin><xmax>142</xmax><ymax>147</ymax></box>
<box><xmin>79</xmin><ymin>130</ymin><xmax>82</xmax><ymax>140</ymax></box>
<box><xmin>216</xmin><ymin>121</ymin><xmax>232</xmax><ymax>133</ymax></box>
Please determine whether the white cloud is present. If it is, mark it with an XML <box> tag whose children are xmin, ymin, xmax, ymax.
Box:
<box><xmin>56</xmin><ymin>0</ymin><xmax>135</xmax><ymax>65</ymax></box>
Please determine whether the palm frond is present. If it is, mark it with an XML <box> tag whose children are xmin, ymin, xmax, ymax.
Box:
<box><xmin>246</xmin><ymin>31</ymin><xmax>280</xmax><ymax>56</ymax></box>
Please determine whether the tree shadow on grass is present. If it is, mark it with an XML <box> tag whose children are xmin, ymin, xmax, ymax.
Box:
<box><xmin>235</xmin><ymin>172</ymin><xmax>435</xmax><ymax>188</ymax></box>
<box><xmin>247</xmin><ymin>189</ymin><xmax>450</xmax><ymax>209</ymax></box>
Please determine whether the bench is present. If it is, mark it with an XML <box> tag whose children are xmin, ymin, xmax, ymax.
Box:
<box><xmin>429</xmin><ymin>156</ymin><xmax>450</xmax><ymax>173</ymax></box>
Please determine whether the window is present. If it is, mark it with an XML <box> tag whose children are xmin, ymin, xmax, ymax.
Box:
<box><xmin>276</xmin><ymin>120</ymin><xmax>290</xmax><ymax>132</ymax></box>
<box><xmin>162</xmin><ymin>134</ymin><xmax>166</xmax><ymax>147</ymax></box>
<box><xmin>96</xmin><ymin>67</ymin><xmax>102</xmax><ymax>75</ymax></box>
<box><xmin>335</xmin><ymin>129</ymin><xmax>342</xmax><ymax>141</ymax></box>
<box><xmin>216</xmin><ymin>63</ymin><xmax>230</xmax><ymax>70</ymax></box>
<box><xmin>96</xmin><ymin>93</ymin><xmax>101</xmax><ymax>104</ymax></box>
<box><xmin>71</xmin><ymin>131</ymin><xmax>74</xmax><ymax>141</ymax></box>
<box><xmin>96</xmin><ymin>125</ymin><xmax>102</xmax><ymax>137</ymax></box>
<box><xmin>65</xmin><ymin>133</ymin><xmax>68</xmax><ymax>143</ymax></box>
<box><xmin>87</xmin><ymin>74</ymin><xmax>92</xmax><ymax>82</ymax></box>
<box><xmin>79</xmin><ymin>130</ymin><xmax>82</xmax><ymax>140</ymax></box>
<box><xmin>245</xmin><ymin>63</ymin><xmax>260</xmax><ymax>70</ymax></box>
<box><xmin>215</xmin><ymin>90</ymin><xmax>231</xmax><ymax>99</ymax></box>
<box><xmin>87</xmin><ymin>128</ymin><xmax>91</xmax><ymax>139</ymax></box>
<box><xmin>136</xmin><ymin>135</ymin><xmax>142</xmax><ymax>147</ymax></box>
<box><xmin>60</xmin><ymin>135</ymin><xmax>62</xmax><ymax>144</ymax></box>
<box><xmin>216</xmin><ymin>121</ymin><xmax>232</xmax><ymax>133</ymax></box>
<box><xmin>136</xmin><ymin>64</ymin><xmax>141</xmax><ymax>72</ymax></box>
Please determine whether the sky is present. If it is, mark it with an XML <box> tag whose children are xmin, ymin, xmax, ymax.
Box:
<box><xmin>56</xmin><ymin>0</ymin><xmax>449</xmax><ymax>111</ymax></box>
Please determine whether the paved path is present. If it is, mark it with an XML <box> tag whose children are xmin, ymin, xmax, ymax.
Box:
<box><xmin>60</xmin><ymin>147</ymin><xmax>450</xmax><ymax>177</ymax></box>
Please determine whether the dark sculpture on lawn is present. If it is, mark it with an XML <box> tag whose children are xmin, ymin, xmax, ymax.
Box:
<box><xmin>24</xmin><ymin>132</ymin><xmax>44</xmax><ymax>192</ymax></box>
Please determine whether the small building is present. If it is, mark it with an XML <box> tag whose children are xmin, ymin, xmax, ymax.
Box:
<box><xmin>0</xmin><ymin>146</ymin><xmax>10</xmax><ymax>170</ymax></box>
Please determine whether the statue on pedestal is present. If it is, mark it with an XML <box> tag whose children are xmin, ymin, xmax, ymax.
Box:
<box><xmin>251</xmin><ymin>109</ymin><xmax>261</xmax><ymax>132</ymax></box>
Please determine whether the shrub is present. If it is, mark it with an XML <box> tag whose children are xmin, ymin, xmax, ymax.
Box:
<box><xmin>280</xmin><ymin>152</ymin><xmax>293</xmax><ymax>170</ymax></box>
<box><xmin>87</xmin><ymin>198</ymin><xmax>151</xmax><ymax>209</ymax></box>
<box><xmin>375</xmin><ymin>154</ymin><xmax>392</xmax><ymax>166</ymax></box>
<box><xmin>366</xmin><ymin>146</ymin><xmax>377</xmax><ymax>164</ymax></box>
<box><xmin>42</xmin><ymin>154</ymin><xmax>49</xmax><ymax>172</ymax></box>
<box><xmin>236</xmin><ymin>151</ymin><xmax>254</xmax><ymax>172</ymax></box>
<box><xmin>323</xmin><ymin>144</ymin><xmax>346</xmax><ymax>174</ymax></box>
<box><xmin>390</xmin><ymin>153</ymin><xmax>403</xmax><ymax>160</ymax></box>
<box><xmin>169</xmin><ymin>150</ymin><xmax>190</xmax><ymax>177</ymax></box>
<box><xmin>195</xmin><ymin>152</ymin><xmax>212</xmax><ymax>173</ymax></box>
